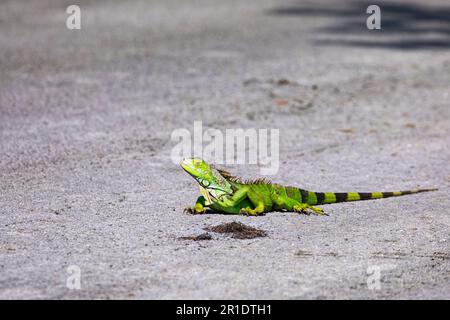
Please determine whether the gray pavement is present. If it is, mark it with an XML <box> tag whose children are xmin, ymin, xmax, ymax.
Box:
<box><xmin>0</xmin><ymin>0</ymin><xmax>449</xmax><ymax>299</ymax></box>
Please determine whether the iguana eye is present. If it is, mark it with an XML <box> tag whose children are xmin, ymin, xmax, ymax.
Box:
<box><xmin>200</xmin><ymin>179</ymin><xmax>210</xmax><ymax>188</ymax></box>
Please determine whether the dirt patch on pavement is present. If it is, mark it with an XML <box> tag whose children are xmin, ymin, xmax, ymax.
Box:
<box><xmin>205</xmin><ymin>222</ymin><xmax>267</xmax><ymax>239</ymax></box>
<box><xmin>178</xmin><ymin>233</ymin><xmax>213</xmax><ymax>241</ymax></box>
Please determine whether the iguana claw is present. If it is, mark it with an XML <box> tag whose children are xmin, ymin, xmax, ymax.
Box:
<box><xmin>184</xmin><ymin>207</ymin><xmax>205</xmax><ymax>215</ymax></box>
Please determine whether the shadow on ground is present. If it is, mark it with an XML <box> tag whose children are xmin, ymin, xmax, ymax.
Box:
<box><xmin>268</xmin><ymin>0</ymin><xmax>450</xmax><ymax>50</ymax></box>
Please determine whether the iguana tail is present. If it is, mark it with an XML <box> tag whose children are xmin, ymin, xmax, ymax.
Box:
<box><xmin>299</xmin><ymin>188</ymin><xmax>438</xmax><ymax>205</ymax></box>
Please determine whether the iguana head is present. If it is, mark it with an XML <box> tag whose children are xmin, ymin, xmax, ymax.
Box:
<box><xmin>180</xmin><ymin>158</ymin><xmax>233</xmax><ymax>202</ymax></box>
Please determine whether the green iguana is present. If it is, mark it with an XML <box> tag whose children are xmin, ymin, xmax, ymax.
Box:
<box><xmin>181</xmin><ymin>158</ymin><xmax>437</xmax><ymax>216</ymax></box>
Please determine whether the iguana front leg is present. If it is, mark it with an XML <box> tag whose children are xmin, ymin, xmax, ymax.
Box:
<box><xmin>186</xmin><ymin>188</ymin><xmax>251</xmax><ymax>215</ymax></box>
<box><xmin>184</xmin><ymin>196</ymin><xmax>207</xmax><ymax>214</ymax></box>
<box><xmin>211</xmin><ymin>187</ymin><xmax>245</xmax><ymax>206</ymax></box>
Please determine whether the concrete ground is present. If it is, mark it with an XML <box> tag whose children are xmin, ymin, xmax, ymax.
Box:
<box><xmin>0</xmin><ymin>0</ymin><xmax>449</xmax><ymax>299</ymax></box>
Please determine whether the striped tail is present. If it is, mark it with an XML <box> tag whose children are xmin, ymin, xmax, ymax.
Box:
<box><xmin>298</xmin><ymin>188</ymin><xmax>438</xmax><ymax>205</ymax></box>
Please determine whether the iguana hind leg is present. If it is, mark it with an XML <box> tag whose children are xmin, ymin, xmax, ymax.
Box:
<box><xmin>293</xmin><ymin>203</ymin><xmax>327</xmax><ymax>216</ymax></box>
<box><xmin>273</xmin><ymin>188</ymin><xmax>327</xmax><ymax>215</ymax></box>
<box><xmin>271</xmin><ymin>189</ymin><xmax>327</xmax><ymax>216</ymax></box>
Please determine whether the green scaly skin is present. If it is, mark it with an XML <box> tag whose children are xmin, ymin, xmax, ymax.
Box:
<box><xmin>180</xmin><ymin>158</ymin><xmax>437</xmax><ymax>216</ymax></box>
